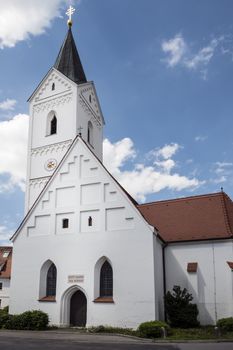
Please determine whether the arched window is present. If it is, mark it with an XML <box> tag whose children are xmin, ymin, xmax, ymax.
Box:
<box><xmin>87</xmin><ymin>121</ymin><xmax>93</xmax><ymax>146</ymax></box>
<box><xmin>52</xmin><ymin>83</ymin><xmax>55</xmax><ymax>91</ymax></box>
<box><xmin>50</xmin><ymin>116</ymin><xmax>57</xmax><ymax>135</ymax></box>
<box><xmin>88</xmin><ymin>216</ymin><xmax>92</xmax><ymax>227</ymax></box>
<box><xmin>46</xmin><ymin>263</ymin><xmax>57</xmax><ymax>297</ymax></box>
<box><xmin>100</xmin><ymin>261</ymin><xmax>113</xmax><ymax>297</ymax></box>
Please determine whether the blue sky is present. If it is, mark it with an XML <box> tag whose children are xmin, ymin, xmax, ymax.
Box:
<box><xmin>1</xmin><ymin>0</ymin><xmax>233</xmax><ymax>244</ymax></box>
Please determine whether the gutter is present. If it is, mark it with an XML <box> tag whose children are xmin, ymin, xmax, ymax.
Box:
<box><xmin>162</xmin><ymin>242</ymin><xmax>168</xmax><ymax>322</ymax></box>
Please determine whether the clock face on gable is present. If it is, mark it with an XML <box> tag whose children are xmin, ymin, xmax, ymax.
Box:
<box><xmin>44</xmin><ymin>159</ymin><xmax>57</xmax><ymax>171</ymax></box>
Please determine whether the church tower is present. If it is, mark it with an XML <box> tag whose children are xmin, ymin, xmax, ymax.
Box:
<box><xmin>25</xmin><ymin>17</ymin><xmax>105</xmax><ymax>211</ymax></box>
<box><xmin>10</xmin><ymin>7</ymin><xmax>161</xmax><ymax>329</ymax></box>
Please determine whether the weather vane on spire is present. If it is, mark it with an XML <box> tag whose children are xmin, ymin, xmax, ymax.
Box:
<box><xmin>66</xmin><ymin>5</ymin><xmax>75</xmax><ymax>27</ymax></box>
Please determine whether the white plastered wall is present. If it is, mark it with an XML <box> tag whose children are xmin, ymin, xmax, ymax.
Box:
<box><xmin>0</xmin><ymin>279</ymin><xmax>10</xmax><ymax>309</ymax></box>
<box><xmin>25</xmin><ymin>69</ymin><xmax>104</xmax><ymax>212</ymax></box>
<box><xmin>10</xmin><ymin>138</ymin><xmax>159</xmax><ymax>329</ymax></box>
<box><xmin>165</xmin><ymin>240</ymin><xmax>233</xmax><ymax>325</ymax></box>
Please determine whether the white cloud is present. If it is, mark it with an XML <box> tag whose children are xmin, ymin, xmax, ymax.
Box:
<box><xmin>185</xmin><ymin>37</ymin><xmax>223</xmax><ymax>70</ymax></box>
<box><xmin>212</xmin><ymin>176</ymin><xmax>227</xmax><ymax>184</ymax></box>
<box><xmin>0</xmin><ymin>114</ymin><xmax>28</xmax><ymax>191</ymax></box>
<box><xmin>0</xmin><ymin>1</ymin><xmax>68</xmax><ymax>49</ymax></box>
<box><xmin>0</xmin><ymin>116</ymin><xmax>201</xmax><ymax>202</ymax></box>
<box><xmin>0</xmin><ymin>98</ymin><xmax>17</xmax><ymax>111</ymax></box>
<box><xmin>195</xmin><ymin>135</ymin><xmax>207</xmax><ymax>142</ymax></box>
<box><xmin>153</xmin><ymin>143</ymin><xmax>180</xmax><ymax>159</ymax></box>
<box><xmin>214</xmin><ymin>162</ymin><xmax>233</xmax><ymax>175</ymax></box>
<box><xmin>215</xmin><ymin>161</ymin><xmax>233</xmax><ymax>168</ymax></box>
<box><xmin>162</xmin><ymin>34</ymin><xmax>225</xmax><ymax>78</ymax></box>
<box><xmin>103</xmin><ymin>139</ymin><xmax>201</xmax><ymax>202</ymax></box>
<box><xmin>161</xmin><ymin>34</ymin><xmax>187</xmax><ymax>67</ymax></box>
<box><xmin>211</xmin><ymin>161</ymin><xmax>233</xmax><ymax>184</ymax></box>
<box><xmin>154</xmin><ymin>159</ymin><xmax>175</xmax><ymax>173</ymax></box>
<box><xmin>0</xmin><ymin>225</ymin><xmax>12</xmax><ymax>245</ymax></box>
<box><xmin>103</xmin><ymin>138</ymin><xmax>136</xmax><ymax>175</ymax></box>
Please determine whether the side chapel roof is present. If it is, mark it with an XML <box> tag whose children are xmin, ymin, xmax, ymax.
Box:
<box><xmin>0</xmin><ymin>246</ymin><xmax>12</xmax><ymax>279</ymax></box>
<box><xmin>138</xmin><ymin>192</ymin><xmax>233</xmax><ymax>242</ymax></box>
<box><xmin>54</xmin><ymin>27</ymin><xmax>87</xmax><ymax>84</ymax></box>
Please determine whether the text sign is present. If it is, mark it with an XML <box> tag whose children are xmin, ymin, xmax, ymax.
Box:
<box><xmin>68</xmin><ymin>275</ymin><xmax>84</xmax><ymax>283</ymax></box>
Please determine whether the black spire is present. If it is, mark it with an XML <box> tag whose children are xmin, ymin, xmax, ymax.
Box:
<box><xmin>54</xmin><ymin>28</ymin><xmax>87</xmax><ymax>84</ymax></box>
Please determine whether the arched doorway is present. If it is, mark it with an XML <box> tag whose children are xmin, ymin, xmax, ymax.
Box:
<box><xmin>70</xmin><ymin>290</ymin><xmax>87</xmax><ymax>327</ymax></box>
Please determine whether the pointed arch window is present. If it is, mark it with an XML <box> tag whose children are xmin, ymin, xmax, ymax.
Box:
<box><xmin>50</xmin><ymin>116</ymin><xmax>57</xmax><ymax>135</ymax></box>
<box><xmin>100</xmin><ymin>261</ymin><xmax>113</xmax><ymax>297</ymax></box>
<box><xmin>46</xmin><ymin>111</ymin><xmax>57</xmax><ymax>136</ymax></box>
<box><xmin>87</xmin><ymin>121</ymin><xmax>93</xmax><ymax>146</ymax></box>
<box><xmin>46</xmin><ymin>263</ymin><xmax>57</xmax><ymax>297</ymax></box>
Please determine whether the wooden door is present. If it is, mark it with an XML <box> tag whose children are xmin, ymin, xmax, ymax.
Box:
<box><xmin>70</xmin><ymin>290</ymin><xmax>87</xmax><ymax>327</ymax></box>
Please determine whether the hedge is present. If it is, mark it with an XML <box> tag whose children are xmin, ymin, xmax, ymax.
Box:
<box><xmin>217</xmin><ymin>317</ymin><xmax>233</xmax><ymax>332</ymax></box>
<box><xmin>138</xmin><ymin>320</ymin><xmax>169</xmax><ymax>338</ymax></box>
<box><xmin>0</xmin><ymin>310</ymin><xmax>48</xmax><ymax>330</ymax></box>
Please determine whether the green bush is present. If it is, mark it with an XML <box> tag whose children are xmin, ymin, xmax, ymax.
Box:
<box><xmin>1</xmin><ymin>310</ymin><xmax>48</xmax><ymax>330</ymax></box>
<box><xmin>138</xmin><ymin>320</ymin><xmax>169</xmax><ymax>338</ymax></box>
<box><xmin>0</xmin><ymin>313</ymin><xmax>10</xmax><ymax>328</ymax></box>
<box><xmin>217</xmin><ymin>317</ymin><xmax>233</xmax><ymax>332</ymax></box>
<box><xmin>1</xmin><ymin>306</ymin><xmax>9</xmax><ymax>314</ymax></box>
<box><xmin>165</xmin><ymin>285</ymin><xmax>199</xmax><ymax>328</ymax></box>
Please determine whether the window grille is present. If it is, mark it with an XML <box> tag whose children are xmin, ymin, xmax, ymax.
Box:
<box><xmin>46</xmin><ymin>263</ymin><xmax>57</xmax><ymax>297</ymax></box>
<box><xmin>100</xmin><ymin>261</ymin><xmax>113</xmax><ymax>297</ymax></box>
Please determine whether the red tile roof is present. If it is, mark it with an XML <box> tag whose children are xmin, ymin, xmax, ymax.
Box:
<box><xmin>138</xmin><ymin>192</ymin><xmax>233</xmax><ymax>242</ymax></box>
<box><xmin>0</xmin><ymin>246</ymin><xmax>12</xmax><ymax>279</ymax></box>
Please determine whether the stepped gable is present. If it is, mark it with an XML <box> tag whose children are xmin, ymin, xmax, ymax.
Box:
<box><xmin>138</xmin><ymin>192</ymin><xmax>233</xmax><ymax>242</ymax></box>
<box><xmin>0</xmin><ymin>247</ymin><xmax>12</xmax><ymax>279</ymax></box>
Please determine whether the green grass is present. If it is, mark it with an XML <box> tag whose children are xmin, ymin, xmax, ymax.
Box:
<box><xmin>87</xmin><ymin>325</ymin><xmax>140</xmax><ymax>337</ymax></box>
<box><xmin>166</xmin><ymin>327</ymin><xmax>233</xmax><ymax>340</ymax></box>
<box><xmin>46</xmin><ymin>325</ymin><xmax>233</xmax><ymax>340</ymax></box>
<box><xmin>87</xmin><ymin>325</ymin><xmax>233</xmax><ymax>340</ymax></box>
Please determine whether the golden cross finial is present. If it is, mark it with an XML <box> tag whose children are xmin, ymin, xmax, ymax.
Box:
<box><xmin>66</xmin><ymin>5</ymin><xmax>75</xmax><ymax>27</ymax></box>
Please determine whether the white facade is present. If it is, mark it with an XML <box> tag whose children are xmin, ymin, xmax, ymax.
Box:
<box><xmin>0</xmin><ymin>279</ymin><xmax>10</xmax><ymax>309</ymax></box>
<box><xmin>9</xmin><ymin>26</ymin><xmax>233</xmax><ymax>328</ymax></box>
<box><xmin>165</xmin><ymin>240</ymin><xmax>233</xmax><ymax>325</ymax></box>
<box><xmin>25</xmin><ymin>68</ymin><xmax>104</xmax><ymax>212</ymax></box>
<box><xmin>10</xmin><ymin>137</ymin><xmax>163</xmax><ymax>328</ymax></box>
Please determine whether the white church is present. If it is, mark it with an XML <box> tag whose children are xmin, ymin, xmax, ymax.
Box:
<box><xmin>7</xmin><ymin>10</ymin><xmax>233</xmax><ymax>328</ymax></box>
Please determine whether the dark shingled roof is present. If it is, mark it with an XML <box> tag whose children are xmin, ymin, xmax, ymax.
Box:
<box><xmin>54</xmin><ymin>28</ymin><xmax>87</xmax><ymax>84</ymax></box>
<box><xmin>138</xmin><ymin>192</ymin><xmax>233</xmax><ymax>242</ymax></box>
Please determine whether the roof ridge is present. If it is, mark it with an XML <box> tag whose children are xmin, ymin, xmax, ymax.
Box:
<box><xmin>138</xmin><ymin>192</ymin><xmax>223</xmax><ymax>207</ymax></box>
<box><xmin>220</xmin><ymin>192</ymin><xmax>233</xmax><ymax>236</ymax></box>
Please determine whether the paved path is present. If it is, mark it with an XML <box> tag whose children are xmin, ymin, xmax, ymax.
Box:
<box><xmin>0</xmin><ymin>330</ymin><xmax>233</xmax><ymax>350</ymax></box>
